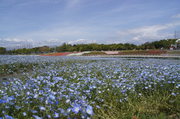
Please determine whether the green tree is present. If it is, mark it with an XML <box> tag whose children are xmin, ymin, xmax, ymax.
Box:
<box><xmin>0</xmin><ymin>47</ymin><xmax>6</xmax><ymax>54</ymax></box>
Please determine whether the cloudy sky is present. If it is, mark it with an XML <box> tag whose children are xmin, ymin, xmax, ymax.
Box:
<box><xmin>0</xmin><ymin>0</ymin><xmax>180</xmax><ymax>48</ymax></box>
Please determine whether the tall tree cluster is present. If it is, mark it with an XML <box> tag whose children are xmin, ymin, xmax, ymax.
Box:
<box><xmin>0</xmin><ymin>47</ymin><xmax>6</xmax><ymax>54</ymax></box>
<box><xmin>0</xmin><ymin>39</ymin><xmax>177</xmax><ymax>54</ymax></box>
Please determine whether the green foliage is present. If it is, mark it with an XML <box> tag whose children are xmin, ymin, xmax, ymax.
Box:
<box><xmin>55</xmin><ymin>43</ymin><xmax>137</xmax><ymax>52</ymax></box>
<box><xmin>6</xmin><ymin>46</ymin><xmax>52</xmax><ymax>54</ymax></box>
<box><xmin>0</xmin><ymin>63</ymin><xmax>38</xmax><ymax>76</ymax></box>
<box><xmin>0</xmin><ymin>47</ymin><xmax>6</xmax><ymax>54</ymax></box>
<box><xmin>2</xmin><ymin>39</ymin><xmax>178</xmax><ymax>55</ymax></box>
<box><xmin>138</xmin><ymin>39</ymin><xmax>177</xmax><ymax>50</ymax></box>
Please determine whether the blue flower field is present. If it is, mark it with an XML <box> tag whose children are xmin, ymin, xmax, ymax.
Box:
<box><xmin>0</xmin><ymin>55</ymin><xmax>179</xmax><ymax>119</ymax></box>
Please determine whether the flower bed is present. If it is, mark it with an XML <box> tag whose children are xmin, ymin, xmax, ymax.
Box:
<box><xmin>0</xmin><ymin>56</ymin><xmax>179</xmax><ymax>119</ymax></box>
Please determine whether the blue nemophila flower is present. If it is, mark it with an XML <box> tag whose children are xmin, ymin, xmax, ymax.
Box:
<box><xmin>59</xmin><ymin>108</ymin><xmax>65</xmax><ymax>114</ymax></box>
<box><xmin>31</xmin><ymin>110</ymin><xmax>38</xmax><ymax>113</ymax></box>
<box><xmin>23</xmin><ymin>112</ymin><xmax>27</xmax><ymax>116</ymax></box>
<box><xmin>0</xmin><ymin>99</ymin><xmax>7</xmax><ymax>103</ymax></box>
<box><xmin>5</xmin><ymin>105</ymin><xmax>10</xmax><ymax>109</ymax></box>
<box><xmin>39</xmin><ymin>106</ymin><xmax>46</xmax><ymax>111</ymax></box>
<box><xmin>171</xmin><ymin>92</ymin><xmax>176</xmax><ymax>96</ymax></box>
<box><xmin>34</xmin><ymin>94</ymin><xmax>38</xmax><ymax>98</ymax></box>
<box><xmin>26</xmin><ymin>91</ymin><xmax>30</xmax><ymax>95</ymax></box>
<box><xmin>4</xmin><ymin>115</ymin><xmax>14</xmax><ymax>119</ymax></box>
<box><xmin>54</xmin><ymin>112</ymin><xmax>59</xmax><ymax>118</ymax></box>
<box><xmin>47</xmin><ymin>115</ymin><xmax>51</xmax><ymax>118</ymax></box>
<box><xmin>86</xmin><ymin>105</ymin><xmax>93</xmax><ymax>115</ymax></box>
<box><xmin>72</xmin><ymin>104</ymin><xmax>81</xmax><ymax>114</ymax></box>
<box><xmin>15</xmin><ymin>106</ymin><xmax>21</xmax><ymax>110</ymax></box>
<box><xmin>96</xmin><ymin>105</ymin><xmax>101</xmax><ymax>109</ymax></box>
<box><xmin>56</xmin><ymin>101</ymin><xmax>59</xmax><ymax>105</ymax></box>
<box><xmin>66</xmin><ymin>99</ymin><xmax>70</xmax><ymax>103</ymax></box>
<box><xmin>67</xmin><ymin>108</ymin><xmax>71</xmax><ymax>113</ymax></box>
<box><xmin>49</xmin><ymin>94</ymin><xmax>55</xmax><ymax>100</ymax></box>
<box><xmin>7</xmin><ymin>96</ymin><xmax>15</xmax><ymax>101</ymax></box>
<box><xmin>176</xmin><ymin>84</ymin><xmax>180</xmax><ymax>88</ymax></box>
<box><xmin>33</xmin><ymin>115</ymin><xmax>42</xmax><ymax>119</ymax></box>
<box><xmin>2</xmin><ymin>82</ymin><xmax>10</xmax><ymax>86</ymax></box>
<box><xmin>53</xmin><ymin>76</ymin><xmax>63</xmax><ymax>81</ymax></box>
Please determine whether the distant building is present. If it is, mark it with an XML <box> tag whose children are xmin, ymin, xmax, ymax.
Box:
<box><xmin>170</xmin><ymin>39</ymin><xmax>180</xmax><ymax>50</ymax></box>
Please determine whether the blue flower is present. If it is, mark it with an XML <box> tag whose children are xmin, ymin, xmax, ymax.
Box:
<box><xmin>4</xmin><ymin>115</ymin><xmax>14</xmax><ymax>119</ymax></box>
<box><xmin>72</xmin><ymin>104</ymin><xmax>81</xmax><ymax>114</ymax></box>
<box><xmin>171</xmin><ymin>92</ymin><xmax>176</xmax><ymax>96</ymax></box>
<box><xmin>23</xmin><ymin>112</ymin><xmax>27</xmax><ymax>116</ymax></box>
<box><xmin>0</xmin><ymin>99</ymin><xmax>7</xmax><ymax>104</ymax></box>
<box><xmin>67</xmin><ymin>108</ymin><xmax>72</xmax><ymax>113</ymax></box>
<box><xmin>7</xmin><ymin>96</ymin><xmax>15</xmax><ymax>101</ymax></box>
<box><xmin>54</xmin><ymin>112</ymin><xmax>59</xmax><ymax>118</ymax></box>
<box><xmin>54</xmin><ymin>100</ymin><xmax>58</xmax><ymax>104</ymax></box>
<box><xmin>49</xmin><ymin>94</ymin><xmax>55</xmax><ymax>100</ymax></box>
<box><xmin>86</xmin><ymin>105</ymin><xmax>93</xmax><ymax>115</ymax></box>
<box><xmin>34</xmin><ymin>94</ymin><xmax>39</xmax><ymax>98</ymax></box>
<box><xmin>47</xmin><ymin>115</ymin><xmax>51</xmax><ymax>118</ymax></box>
<box><xmin>33</xmin><ymin>115</ymin><xmax>42</xmax><ymax>119</ymax></box>
<box><xmin>31</xmin><ymin>110</ymin><xmax>38</xmax><ymax>113</ymax></box>
<box><xmin>39</xmin><ymin>106</ymin><xmax>46</xmax><ymax>111</ymax></box>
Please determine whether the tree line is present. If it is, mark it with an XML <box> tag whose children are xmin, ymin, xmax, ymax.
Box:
<box><xmin>0</xmin><ymin>39</ymin><xmax>177</xmax><ymax>54</ymax></box>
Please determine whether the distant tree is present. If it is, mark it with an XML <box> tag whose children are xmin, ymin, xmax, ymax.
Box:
<box><xmin>56</xmin><ymin>43</ymin><xmax>72</xmax><ymax>52</ymax></box>
<box><xmin>139</xmin><ymin>39</ymin><xmax>177</xmax><ymax>49</ymax></box>
<box><xmin>0</xmin><ymin>47</ymin><xmax>6</xmax><ymax>54</ymax></box>
<box><xmin>38</xmin><ymin>46</ymin><xmax>50</xmax><ymax>53</ymax></box>
<box><xmin>4</xmin><ymin>38</ymin><xmax>177</xmax><ymax>55</ymax></box>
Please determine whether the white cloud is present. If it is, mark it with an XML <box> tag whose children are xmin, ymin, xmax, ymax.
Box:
<box><xmin>172</xmin><ymin>14</ymin><xmax>180</xmax><ymax>18</ymax></box>
<box><xmin>117</xmin><ymin>21</ymin><xmax>180</xmax><ymax>44</ymax></box>
<box><xmin>68</xmin><ymin>39</ymin><xmax>96</xmax><ymax>44</ymax></box>
<box><xmin>0</xmin><ymin>38</ymin><xmax>35</xmax><ymax>49</ymax></box>
<box><xmin>3</xmin><ymin>38</ymin><xmax>33</xmax><ymax>42</ymax></box>
<box><xmin>0</xmin><ymin>24</ymin><xmax>97</xmax><ymax>48</ymax></box>
<box><xmin>0</xmin><ymin>37</ymin><xmax>96</xmax><ymax>49</ymax></box>
<box><xmin>0</xmin><ymin>37</ymin><xmax>61</xmax><ymax>49</ymax></box>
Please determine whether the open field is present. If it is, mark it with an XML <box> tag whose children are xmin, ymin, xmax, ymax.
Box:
<box><xmin>36</xmin><ymin>50</ymin><xmax>180</xmax><ymax>57</ymax></box>
<box><xmin>0</xmin><ymin>55</ymin><xmax>180</xmax><ymax>119</ymax></box>
<box><xmin>82</xmin><ymin>50</ymin><xmax>180</xmax><ymax>56</ymax></box>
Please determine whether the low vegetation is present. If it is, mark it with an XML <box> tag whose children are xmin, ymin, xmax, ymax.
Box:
<box><xmin>0</xmin><ymin>63</ymin><xmax>38</xmax><ymax>76</ymax></box>
<box><xmin>118</xmin><ymin>50</ymin><xmax>167</xmax><ymax>55</ymax></box>
<box><xmin>83</xmin><ymin>51</ymin><xmax>107</xmax><ymax>56</ymax></box>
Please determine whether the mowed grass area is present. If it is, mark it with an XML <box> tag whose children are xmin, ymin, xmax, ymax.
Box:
<box><xmin>82</xmin><ymin>50</ymin><xmax>180</xmax><ymax>56</ymax></box>
<box><xmin>0</xmin><ymin>55</ymin><xmax>179</xmax><ymax>119</ymax></box>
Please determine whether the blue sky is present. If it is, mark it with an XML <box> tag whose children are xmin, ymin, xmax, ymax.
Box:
<box><xmin>0</xmin><ymin>0</ymin><xmax>180</xmax><ymax>48</ymax></box>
